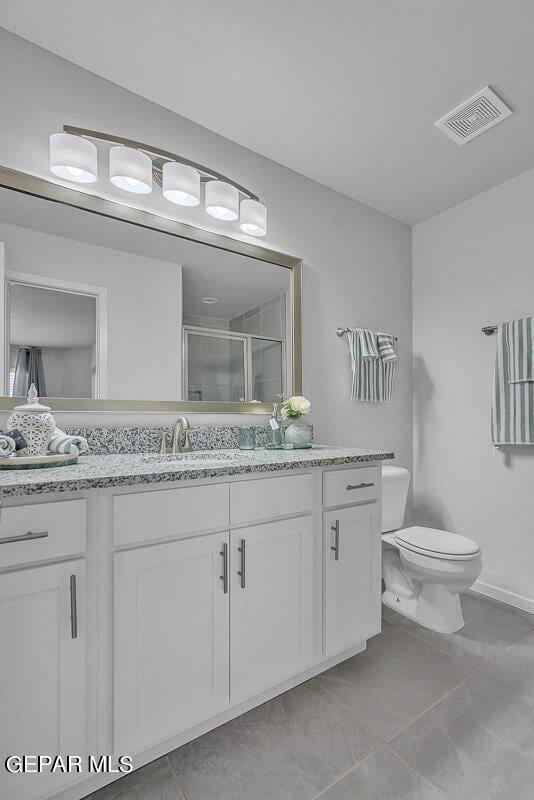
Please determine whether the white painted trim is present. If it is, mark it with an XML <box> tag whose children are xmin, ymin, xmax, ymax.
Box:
<box><xmin>470</xmin><ymin>580</ymin><xmax>534</xmax><ymax>615</ymax></box>
<box><xmin>4</xmin><ymin>270</ymin><xmax>108</xmax><ymax>399</ymax></box>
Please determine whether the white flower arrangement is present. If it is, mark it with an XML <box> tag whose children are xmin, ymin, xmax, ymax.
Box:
<box><xmin>280</xmin><ymin>395</ymin><xmax>311</xmax><ymax>420</ymax></box>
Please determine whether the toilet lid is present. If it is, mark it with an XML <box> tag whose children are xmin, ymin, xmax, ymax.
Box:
<box><xmin>394</xmin><ymin>526</ymin><xmax>480</xmax><ymax>559</ymax></box>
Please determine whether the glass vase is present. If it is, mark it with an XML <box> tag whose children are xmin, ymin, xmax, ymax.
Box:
<box><xmin>284</xmin><ymin>418</ymin><xmax>312</xmax><ymax>449</ymax></box>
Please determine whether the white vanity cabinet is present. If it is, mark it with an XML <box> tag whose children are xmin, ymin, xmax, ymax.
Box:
<box><xmin>230</xmin><ymin>515</ymin><xmax>314</xmax><ymax>699</ymax></box>
<box><xmin>0</xmin><ymin>459</ymin><xmax>384</xmax><ymax>800</ymax></box>
<box><xmin>323</xmin><ymin>504</ymin><xmax>381</xmax><ymax>655</ymax></box>
<box><xmin>113</xmin><ymin>532</ymin><xmax>230</xmax><ymax>754</ymax></box>
<box><xmin>0</xmin><ymin>501</ymin><xmax>87</xmax><ymax>800</ymax></box>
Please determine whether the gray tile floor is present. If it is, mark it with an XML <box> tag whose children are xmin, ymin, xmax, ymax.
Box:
<box><xmin>88</xmin><ymin>594</ymin><xmax>534</xmax><ymax>800</ymax></box>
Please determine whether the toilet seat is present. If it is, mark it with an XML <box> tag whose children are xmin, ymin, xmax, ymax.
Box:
<box><xmin>394</xmin><ymin>526</ymin><xmax>481</xmax><ymax>561</ymax></box>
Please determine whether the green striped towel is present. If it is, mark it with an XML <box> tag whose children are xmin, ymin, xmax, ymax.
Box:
<box><xmin>348</xmin><ymin>328</ymin><xmax>397</xmax><ymax>403</ymax></box>
<box><xmin>377</xmin><ymin>333</ymin><xmax>398</xmax><ymax>363</ymax></box>
<box><xmin>48</xmin><ymin>428</ymin><xmax>89</xmax><ymax>455</ymax></box>
<box><xmin>491</xmin><ymin>317</ymin><xmax>534</xmax><ymax>445</ymax></box>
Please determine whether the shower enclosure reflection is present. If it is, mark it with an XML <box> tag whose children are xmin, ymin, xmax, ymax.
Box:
<box><xmin>0</xmin><ymin>185</ymin><xmax>296</xmax><ymax>408</ymax></box>
<box><xmin>182</xmin><ymin>271</ymin><xmax>288</xmax><ymax>403</ymax></box>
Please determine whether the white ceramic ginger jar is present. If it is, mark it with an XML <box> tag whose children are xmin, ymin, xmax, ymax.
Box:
<box><xmin>7</xmin><ymin>383</ymin><xmax>56</xmax><ymax>456</ymax></box>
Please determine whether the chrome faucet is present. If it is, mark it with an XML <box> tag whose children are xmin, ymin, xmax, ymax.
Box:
<box><xmin>171</xmin><ymin>416</ymin><xmax>191</xmax><ymax>453</ymax></box>
<box><xmin>158</xmin><ymin>416</ymin><xmax>192</xmax><ymax>454</ymax></box>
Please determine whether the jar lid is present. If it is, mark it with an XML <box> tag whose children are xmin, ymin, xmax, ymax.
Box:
<box><xmin>13</xmin><ymin>383</ymin><xmax>51</xmax><ymax>413</ymax></box>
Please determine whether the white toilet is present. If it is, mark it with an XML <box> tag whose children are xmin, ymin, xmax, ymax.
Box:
<box><xmin>381</xmin><ymin>465</ymin><xmax>482</xmax><ymax>634</ymax></box>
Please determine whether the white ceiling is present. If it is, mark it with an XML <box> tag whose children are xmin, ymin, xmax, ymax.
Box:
<box><xmin>1</xmin><ymin>1</ymin><xmax>534</xmax><ymax>223</ymax></box>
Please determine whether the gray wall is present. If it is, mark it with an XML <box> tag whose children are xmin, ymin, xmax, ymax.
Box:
<box><xmin>413</xmin><ymin>165</ymin><xmax>534</xmax><ymax>610</ymax></box>
<box><xmin>0</xmin><ymin>29</ymin><xmax>412</xmax><ymax>471</ymax></box>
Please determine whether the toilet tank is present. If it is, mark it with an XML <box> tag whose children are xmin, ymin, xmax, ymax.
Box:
<box><xmin>381</xmin><ymin>465</ymin><xmax>411</xmax><ymax>533</ymax></box>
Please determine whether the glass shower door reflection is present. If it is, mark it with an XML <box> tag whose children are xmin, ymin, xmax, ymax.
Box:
<box><xmin>185</xmin><ymin>331</ymin><xmax>246</xmax><ymax>402</ymax></box>
<box><xmin>250</xmin><ymin>338</ymin><xmax>283</xmax><ymax>403</ymax></box>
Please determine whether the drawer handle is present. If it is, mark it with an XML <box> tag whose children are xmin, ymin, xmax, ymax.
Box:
<box><xmin>0</xmin><ymin>530</ymin><xmax>49</xmax><ymax>545</ymax></box>
<box><xmin>346</xmin><ymin>482</ymin><xmax>375</xmax><ymax>491</ymax></box>
<box><xmin>330</xmin><ymin>520</ymin><xmax>340</xmax><ymax>561</ymax></box>
<box><xmin>70</xmin><ymin>574</ymin><xmax>78</xmax><ymax>640</ymax></box>
<box><xmin>237</xmin><ymin>539</ymin><xmax>246</xmax><ymax>589</ymax></box>
<box><xmin>219</xmin><ymin>542</ymin><xmax>229</xmax><ymax>594</ymax></box>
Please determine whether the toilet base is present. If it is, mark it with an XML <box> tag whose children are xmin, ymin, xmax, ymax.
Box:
<box><xmin>382</xmin><ymin>585</ymin><xmax>465</xmax><ymax>634</ymax></box>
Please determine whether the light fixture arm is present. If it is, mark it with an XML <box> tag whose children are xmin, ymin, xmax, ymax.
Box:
<box><xmin>63</xmin><ymin>124</ymin><xmax>260</xmax><ymax>202</ymax></box>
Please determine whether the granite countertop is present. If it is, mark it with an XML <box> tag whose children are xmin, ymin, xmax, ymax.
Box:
<box><xmin>0</xmin><ymin>445</ymin><xmax>393</xmax><ymax>497</ymax></box>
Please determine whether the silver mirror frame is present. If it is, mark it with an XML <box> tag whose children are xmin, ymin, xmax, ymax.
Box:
<box><xmin>0</xmin><ymin>165</ymin><xmax>302</xmax><ymax>414</ymax></box>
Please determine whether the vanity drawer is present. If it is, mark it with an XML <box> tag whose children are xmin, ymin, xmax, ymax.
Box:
<box><xmin>113</xmin><ymin>483</ymin><xmax>229</xmax><ymax>546</ymax></box>
<box><xmin>0</xmin><ymin>499</ymin><xmax>87</xmax><ymax>569</ymax></box>
<box><xmin>323</xmin><ymin>466</ymin><xmax>379</xmax><ymax>508</ymax></box>
<box><xmin>230</xmin><ymin>473</ymin><xmax>313</xmax><ymax>526</ymax></box>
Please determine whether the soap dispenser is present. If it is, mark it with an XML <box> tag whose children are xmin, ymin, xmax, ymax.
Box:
<box><xmin>265</xmin><ymin>402</ymin><xmax>283</xmax><ymax>449</ymax></box>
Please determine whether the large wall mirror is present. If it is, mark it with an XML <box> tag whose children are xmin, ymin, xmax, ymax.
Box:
<box><xmin>0</xmin><ymin>169</ymin><xmax>302</xmax><ymax>413</ymax></box>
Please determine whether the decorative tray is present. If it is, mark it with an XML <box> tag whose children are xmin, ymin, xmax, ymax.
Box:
<box><xmin>0</xmin><ymin>453</ymin><xmax>79</xmax><ymax>470</ymax></box>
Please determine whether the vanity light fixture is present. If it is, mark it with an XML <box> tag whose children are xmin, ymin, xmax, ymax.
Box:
<box><xmin>240</xmin><ymin>199</ymin><xmax>267</xmax><ymax>237</ymax></box>
<box><xmin>49</xmin><ymin>133</ymin><xmax>98</xmax><ymax>183</ymax></box>
<box><xmin>109</xmin><ymin>146</ymin><xmax>152</xmax><ymax>194</ymax></box>
<box><xmin>48</xmin><ymin>127</ymin><xmax>267</xmax><ymax>235</ymax></box>
<box><xmin>162</xmin><ymin>162</ymin><xmax>200</xmax><ymax>206</ymax></box>
<box><xmin>205</xmin><ymin>180</ymin><xmax>240</xmax><ymax>221</ymax></box>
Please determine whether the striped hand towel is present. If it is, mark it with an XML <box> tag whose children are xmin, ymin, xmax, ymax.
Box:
<box><xmin>491</xmin><ymin>318</ymin><xmax>534</xmax><ymax>445</ymax></box>
<box><xmin>377</xmin><ymin>333</ymin><xmax>398</xmax><ymax>363</ymax></box>
<box><xmin>348</xmin><ymin>328</ymin><xmax>397</xmax><ymax>403</ymax></box>
<box><xmin>48</xmin><ymin>428</ymin><xmax>89</xmax><ymax>455</ymax></box>
<box><xmin>358</xmin><ymin>328</ymin><xmax>379</xmax><ymax>360</ymax></box>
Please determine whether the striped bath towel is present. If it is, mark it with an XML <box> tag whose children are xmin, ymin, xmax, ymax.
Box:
<box><xmin>348</xmin><ymin>328</ymin><xmax>397</xmax><ymax>403</ymax></box>
<box><xmin>48</xmin><ymin>428</ymin><xmax>89</xmax><ymax>455</ymax></box>
<box><xmin>491</xmin><ymin>318</ymin><xmax>534</xmax><ymax>445</ymax></box>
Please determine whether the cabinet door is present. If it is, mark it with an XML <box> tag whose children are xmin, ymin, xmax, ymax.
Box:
<box><xmin>114</xmin><ymin>533</ymin><xmax>230</xmax><ymax>753</ymax></box>
<box><xmin>231</xmin><ymin>516</ymin><xmax>314</xmax><ymax>700</ymax></box>
<box><xmin>0</xmin><ymin>560</ymin><xmax>85</xmax><ymax>800</ymax></box>
<box><xmin>324</xmin><ymin>504</ymin><xmax>381</xmax><ymax>656</ymax></box>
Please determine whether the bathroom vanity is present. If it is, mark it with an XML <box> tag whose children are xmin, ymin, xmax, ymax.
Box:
<box><xmin>0</xmin><ymin>446</ymin><xmax>391</xmax><ymax>800</ymax></box>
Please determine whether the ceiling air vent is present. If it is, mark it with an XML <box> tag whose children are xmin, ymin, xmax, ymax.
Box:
<box><xmin>435</xmin><ymin>86</ymin><xmax>512</xmax><ymax>145</ymax></box>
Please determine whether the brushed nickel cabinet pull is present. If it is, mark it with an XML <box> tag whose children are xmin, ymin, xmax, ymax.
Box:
<box><xmin>346</xmin><ymin>482</ymin><xmax>375</xmax><ymax>491</ymax></box>
<box><xmin>70</xmin><ymin>574</ymin><xmax>78</xmax><ymax>639</ymax></box>
<box><xmin>0</xmin><ymin>530</ymin><xmax>48</xmax><ymax>545</ymax></box>
<box><xmin>237</xmin><ymin>539</ymin><xmax>246</xmax><ymax>589</ymax></box>
<box><xmin>330</xmin><ymin>520</ymin><xmax>340</xmax><ymax>561</ymax></box>
<box><xmin>219</xmin><ymin>542</ymin><xmax>229</xmax><ymax>594</ymax></box>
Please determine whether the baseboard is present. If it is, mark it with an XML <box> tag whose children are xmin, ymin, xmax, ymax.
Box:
<box><xmin>470</xmin><ymin>580</ymin><xmax>534</xmax><ymax>615</ymax></box>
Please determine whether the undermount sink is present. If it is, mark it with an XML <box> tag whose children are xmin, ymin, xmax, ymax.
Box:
<box><xmin>140</xmin><ymin>450</ymin><xmax>253</xmax><ymax>464</ymax></box>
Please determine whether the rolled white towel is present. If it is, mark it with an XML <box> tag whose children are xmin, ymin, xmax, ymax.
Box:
<box><xmin>48</xmin><ymin>428</ymin><xmax>89</xmax><ymax>455</ymax></box>
<box><xmin>0</xmin><ymin>435</ymin><xmax>16</xmax><ymax>458</ymax></box>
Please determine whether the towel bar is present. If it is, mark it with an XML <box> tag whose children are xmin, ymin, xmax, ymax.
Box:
<box><xmin>336</xmin><ymin>327</ymin><xmax>398</xmax><ymax>342</ymax></box>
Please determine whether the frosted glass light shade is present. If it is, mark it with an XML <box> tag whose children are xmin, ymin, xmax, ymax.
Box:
<box><xmin>109</xmin><ymin>146</ymin><xmax>152</xmax><ymax>194</ymax></box>
<box><xmin>49</xmin><ymin>133</ymin><xmax>97</xmax><ymax>183</ymax></box>
<box><xmin>205</xmin><ymin>180</ymin><xmax>239</xmax><ymax>221</ymax></box>
<box><xmin>240</xmin><ymin>199</ymin><xmax>267</xmax><ymax>237</ymax></box>
<box><xmin>162</xmin><ymin>162</ymin><xmax>200</xmax><ymax>206</ymax></box>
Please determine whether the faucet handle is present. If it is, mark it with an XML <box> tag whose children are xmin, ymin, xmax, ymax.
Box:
<box><xmin>159</xmin><ymin>432</ymin><xmax>168</xmax><ymax>454</ymax></box>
